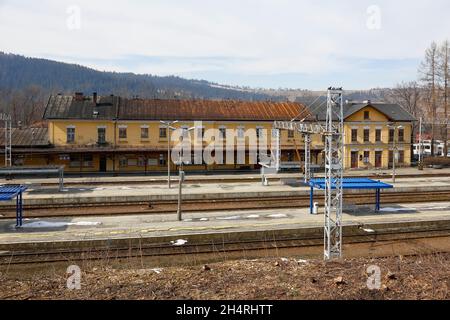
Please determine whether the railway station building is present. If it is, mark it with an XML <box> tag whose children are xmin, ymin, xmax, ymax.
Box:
<box><xmin>0</xmin><ymin>93</ymin><xmax>415</xmax><ymax>173</ymax></box>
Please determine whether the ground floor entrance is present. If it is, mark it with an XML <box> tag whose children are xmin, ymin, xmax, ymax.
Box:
<box><xmin>99</xmin><ymin>155</ymin><xmax>107</xmax><ymax>172</ymax></box>
<box><xmin>375</xmin><ymin>151</ymin><xmax>382</xmax><ymax>168</ymax></box>
<box><xmin>351</xmin><ymin>151</ymin><xmax>359</xmax><ymax>169</ymax></box>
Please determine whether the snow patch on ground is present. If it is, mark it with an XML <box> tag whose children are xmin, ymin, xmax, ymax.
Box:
<box><xmin>21</xmin><ymin>221</ymin><xmax>102</xmax><ymax>228</ymax></box>
<box><xmin>246</xmin><ymin>215</ymin><xmax>260</xmax><ymax>219</ymax></box>
<box><xmin>267</xmin><ymin>214</ymin><xmax>288</xmax><ymax>218</ymax></box>
<box><xmin>362</xmin><ymin>228</ymin><xmax>375</xmax><ymax>233</ymax></box>
<box><xmin>171</xmin><ymin>239</ymin><xmax>188</xmax><ymax>246</ymax></box>
<box><xmin>217</xmin><ymin>215</ymin><xmax>241</xmax><ymax>220</ymax></box>
<box><xmin>379</xmin><ymin>207</ymin><xmax>415</xmax><ymax>212</ymax></box>
<box><xmin>199</xmin><ymin>218</ymin><xmax>209</xmax><ymax>221</ymax></box>
<box><xmin>150</xmin><ymin>268</ymin><xmax>163</xmax><ymax>274</ymax></box>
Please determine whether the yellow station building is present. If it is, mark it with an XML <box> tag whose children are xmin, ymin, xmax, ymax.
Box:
<box><xmin>0</xmin><ymin>93</ymin><xmax>415</xmax><ymax>173</ymax></box>
<box><xmin>309</xmin><ymin>99</ymin><xmax>415</xmax><ymax>170</ymax></box>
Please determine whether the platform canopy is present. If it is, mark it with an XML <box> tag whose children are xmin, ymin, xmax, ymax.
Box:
<box><xmin>309</xmin><ymin>178</ymin><xmax>393</xmax><ymax>190</ymax></box>
<box><xmin>0</xmin><ymin>185</ymin><xmax>28</xmax><ymax>227</ymax></box>
<box><xmin>308</xmin><ymin>178</ymin><xmax>393</xmax><ymax>213</ymax></box>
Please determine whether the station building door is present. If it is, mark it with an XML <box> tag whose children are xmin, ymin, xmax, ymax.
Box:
<box><xmin>375</xmin><ymin>151</ymin><xmax>382</xmax><ymax>168</ymax></box>
<box><xmin>351</xmin><ymin>151</ymin><xmax>359</xmax><ymax>169</ymax></box>
<box><xmin>99</xmin><ymin>155</ymin><xmax>107</xmax><ymax>172</ymax></box>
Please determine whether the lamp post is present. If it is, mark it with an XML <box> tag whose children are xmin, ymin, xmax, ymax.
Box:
<box><xmin>160</xmin><ymin>120</ymin><xmax>178</xmax><ymax>189</ymax></box>
<box><xmin>176</xmin><ymin>126</ymin><xmax>196</xmax><ymax>221</ymax></box>
<box><xmin>388</xmin><ymin>124</ymin><xmax>403</xmax><ymax>183</ymax></box>
<box><xmin>418</xmin><ymin>117</ymin><xmax>423</xmax><ymax>170</ymax></box>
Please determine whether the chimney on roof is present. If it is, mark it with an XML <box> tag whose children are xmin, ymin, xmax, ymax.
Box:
<box><xmin>93</xmin><ymin>92</ymin><xmax>98</xmax><ymax>104</ymax></box>
<box><xmin>75</xmin><ymin>92</ymin><xmax>84</xmax><ymax>101</ymax></box>
<box><xmin>364</xmin><ymin>99</ymin><xmax>371</xmax><ymax>104</ymax></box>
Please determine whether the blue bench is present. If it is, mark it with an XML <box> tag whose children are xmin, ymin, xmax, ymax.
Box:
<box><xmin>0</xmin><ymin>185</ymin><xmax>28</xmax><ymax>227</ymax></box>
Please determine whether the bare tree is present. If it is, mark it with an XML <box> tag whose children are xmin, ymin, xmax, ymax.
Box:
<box><xmin>390</xmin><ymin>81</ymin><xmax>422</xmax><ymax>118</ymax></box>
<box><xmin>389</xmin><ymin>81</ymin><xmax>422</xmax><ymax>142</ymax></box>
<box><xmin>437</xmin><ymin>40</ymin><xmax>449</xmax><ymax>155</ymax></box>
<box><xmin>0</xmin><ymin>85</ymin><xmax>47</xmax><ymax>128</ymax></box>
<box><xmin>419</xmin><ymin>42</ymin><xmax>439</xmax><ymax>155</ymax></box>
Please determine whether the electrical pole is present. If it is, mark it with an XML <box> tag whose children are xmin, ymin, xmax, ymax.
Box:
<box><xmin>304</xmin><ymin>133</ymin><xmax>311</xmax><ymax>182</ymax></box>
<box><xmin>392</xmin><ymin>132</ymin><xmax>396</xmax><ymax>183</ymax></box>
<box><xmin>1</xmin><ymin>113</ymin><xmax>12</xmax><ymax>167</ymax></box>
<box><xmin>418</xmin><ymin>117</ymin><xmax>423</xmax><ymax>166</ymax></box>
<box><xmin>323</xmin><ymin>87</ymin><xmax>344</xmax><ymax>260</ymax></box>
<box><xmin>273</xmin><ymin>86</ymin><xmax>345</xmax><ymax>260</ymax></box>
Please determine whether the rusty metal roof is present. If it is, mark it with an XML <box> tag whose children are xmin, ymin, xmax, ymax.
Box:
<box><xmin>43</xmin><ymin>94</ymin><xmax>120</xmax><ymax>120</ymax></box>
<box><xmin>0</xmin><ymin>128</ymin><xmax>50</xmax><ymax>147</ymax></box>
<box><xmin>119</xmin><ymin>98</ymin><xmax>311</xmax><ymax>121</ymax></box>
<box><xmin>43</xmin><ymin>95</ymin><xmax>311</xmax><ymax>122</ymax></box>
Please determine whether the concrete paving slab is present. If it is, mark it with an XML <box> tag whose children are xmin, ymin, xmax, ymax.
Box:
<box><xmin>1</xmin><ymin>202</ymin><xmax>449</xmax><ymax>245</ymax></box>
<box><xmin>1</xmin><ymin>167</ymin><xmax>449</xmax><ymax>186</ymax></box>
<box><xmin>1</xmin><ymin>176</ymin><xmax>447</xmax><ymax>206</ymax></box>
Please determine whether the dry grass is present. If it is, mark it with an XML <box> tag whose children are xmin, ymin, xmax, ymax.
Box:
<box><xmin>0</xmin><ymin>253</ymin><xmax>449</xmax><ymax>300</ymax></box>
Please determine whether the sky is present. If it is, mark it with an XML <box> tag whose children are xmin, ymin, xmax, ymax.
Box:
<box><xmin>0</xmin><ymin>0</ymin><xmax>449</xmax><ymax>90</ymax></box>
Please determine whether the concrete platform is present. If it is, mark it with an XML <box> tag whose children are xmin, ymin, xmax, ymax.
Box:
<box><xmin>1</xmin><ymin>202</ymin><xmax>450</xmax><ymax>246</ymax></box>
<box><xmin>1</xmin><ymin>176</ymin><xmax>449</xmax><ymax>207</ymax></box>
<box><xmin>1</xmin><ymin>167</ymin><xmax>450</xmax><ymax>187</ymax></box>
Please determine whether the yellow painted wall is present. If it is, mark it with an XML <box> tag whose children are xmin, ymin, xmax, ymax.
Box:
<box><xmin>344</xmin><ymin>106</ymin><xmax>412</xmax><ymax>169</ymax></box>
<box><xmin>42</xmin><ymin>111</ymin><xmax>413</xmax><ymax>172</ymax></box>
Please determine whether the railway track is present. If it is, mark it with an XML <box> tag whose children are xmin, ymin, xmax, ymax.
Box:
<box><xmin>1</xmin><ymin>222</ymin><xmax>449</xmax><ymax>266</ymax></box>
<box><xmin>0</xmin><ymin>190</ymin><xmax>449</xmax><ymax>218</ymax></box>
<box><xmin>3</xmin><ymin>171</ymin><xmax>449</xmax><ymax>188</ymax></box>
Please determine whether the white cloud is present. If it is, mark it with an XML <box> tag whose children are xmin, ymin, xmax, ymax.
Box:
<box><xmin>0</xmin><ymin>0</ymin><xmax>448</xmax><ymax>88</ymax></box>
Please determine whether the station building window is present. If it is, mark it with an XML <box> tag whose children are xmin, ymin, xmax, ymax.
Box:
<box><xmin>97</xmin><ymin>127</ymin><xmax>106</xmax><ymax>144</ymax></box>
<box><xmin>388</xmin><ymin>150</ymin><xmax>393</xmax><ymax>164</ymax></box>
<box><xmin>375</xmin><ymin>129</ymin><xmax>382</xmax><ymax>142</ymax></box>
<box><xmin>69</xmin><ymin>155</ymin><xmax>80</xmax><ymax>167</ymax></box>
<box><xmin>287</xmin><ymin>130</ymin><xmax>294</xmax><ymax>139</ymax></box>
<box><xmin>364</xmin><ymin>111</ymin><xmax>370</xmax><ymax>120</ymax></box>
<box><xmin>83</xmin><ymin>154</ymin><xmax>93</xmax><ymax>167</ymax></box>
<box><xmin>159</xmin><ymin>127</ymin><xmax>167</xmax><ymax>139</ymax></box>
<box><xmin>127</xmin><ymin>158</ymin><xmax>137</xmax><ymax>166</ymax></box>
<box><xmin>389</xmin><ymin>129</ymin><xmax>395</xmax><ymax>143</ymax></box>
<box><xmin>69</xmin><ymin>155</ymin><xmax>92</xmax><ymax>167</ymax></box>
<box><xmin>363</xmin><ymin>151</ymin><xmax>370</xmax><ymax>164</ymax></box>
<box><xmin>141</xmin><ymin>127</ymin><xmax>149</xmax><ymax>139</ymax></box>
<box><xmin>363</xmin><ymin>129</ymin><xmax>370</xmax><ymax>142</ymax></box>
<box><xmin>138</xmin><ymin>156</ymin><xmax>146</xmax><ymax>167</ymax></box>
<box><xmin>119</xmin><ymin>127</ymin><xmax>127</xmax><ymax>139</ymax></box>
<box><xmin>398</xmin><ymin>150</ymin><xmax>405</xmax><ymax>164</ymax></box>
<box><xmin>159</xmin><ymin>154</ymin><xmax>166</xmax><ymax>165</ymax></box>
<box><xmin>351</xmin><ymin>129</ymin><xmax>358</xmax><ymax>142</ymax></box>
<box><xmin>66</xmin><ymin>127</ymin><xmax>75</xmax><ymax>143</ymax></box>
<box><xmin>398</xmin><ymin>128</ymin><xmax>404</xmax><ymax>142</ymax></box>
<box><xmin>119</xmin><ymin>156</ymin><xmax>127</xmax><ymax>167</ymax></box>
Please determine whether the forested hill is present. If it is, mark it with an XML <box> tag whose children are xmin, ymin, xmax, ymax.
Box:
<box><xmin>0</xmin><ymin>52</ymin><xmax>278</xmax><ymax>101</ymax></box>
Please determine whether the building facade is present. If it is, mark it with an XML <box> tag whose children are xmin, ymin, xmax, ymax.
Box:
<box><xmin>0</xmin><ymin>94</ymin><xmax>415</xmax><ymax>173</ymax></box>
<box><xmin>310</xmin><ymin>100</ymin><xmax>415</xmax><ymax>170</ymax></box>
